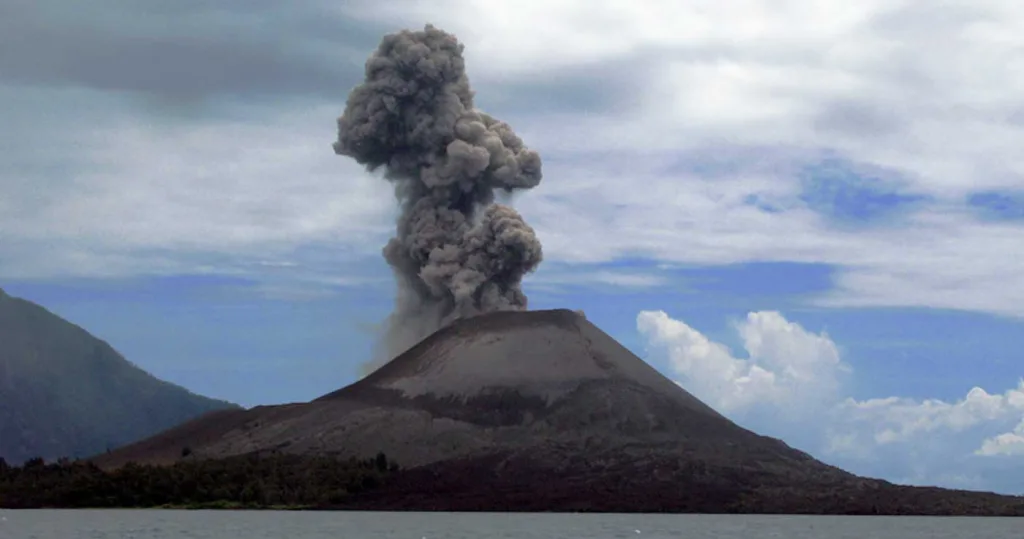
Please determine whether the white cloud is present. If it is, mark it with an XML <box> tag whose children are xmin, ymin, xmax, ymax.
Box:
<box><xmin>837</xmin><ymin>384</ymin><xmax>1024</xmax><ymax>447</ymax></box>
<box><xmin>527</xmin><ymin>268</ymin><xmax>668</xmax><ymax>291</ymax></box>
<box><xmin>977</xmin><ymin>420</ymin><xmax>1024</xmax><ymax>456</ymax></box>
<box><xmin>638</xmin><ymin>309</ymin><xmax>1024</xmax><ymax>490</ymax></box>
<box><xmin>48</xmin><ymin>105</ymin><xmax>392</xmax><ymax>251</ymax></box>
<box><xmin>0</xmin><ymin>87</ymin><xmax>395</xmax><ymax>282</ymax></box>
<box><xmin>637</xmin><ymin>309</ymin><xmax>847</xmax><ymax>416</ymax></box>
<box><xmin>512</xmin><ymin>154</ymin><xmax>1024</xmax><ymax>317</ymax></box>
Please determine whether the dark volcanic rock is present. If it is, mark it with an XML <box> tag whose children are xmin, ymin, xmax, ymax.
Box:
<box><xmin>94</xmin><ymin>309</ymin><xmax>1024</xmax><ymax>514</ymax></box>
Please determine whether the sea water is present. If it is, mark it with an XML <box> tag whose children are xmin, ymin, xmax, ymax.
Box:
<box><xmin>0</xmin><ymin>509</ymin><xmax>1019</xmax><ymax>538</ymax></box>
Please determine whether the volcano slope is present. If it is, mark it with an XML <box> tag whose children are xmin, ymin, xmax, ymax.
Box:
<box><xmin>95</xmin><ymin>309</ymin><xmax>1024</xmax><ymax>514</ymax></box>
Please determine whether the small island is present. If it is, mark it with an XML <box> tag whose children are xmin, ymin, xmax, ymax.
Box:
<box><xmin>3</xmin><ymin>309</ymin><xmax>1011</xmax><ymax>516</ymax></box>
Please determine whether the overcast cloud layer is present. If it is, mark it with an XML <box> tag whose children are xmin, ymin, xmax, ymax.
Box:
<box><xmin>3</xmin><ymin>0</ymin><xmax>1024</xmax><ymax>317</ymax></box>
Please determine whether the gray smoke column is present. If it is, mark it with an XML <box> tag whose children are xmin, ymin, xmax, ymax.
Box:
<box><xmin>334</xmin><ymin>24</ymin><xmax>544</xmax><ymax>366</ymax></box>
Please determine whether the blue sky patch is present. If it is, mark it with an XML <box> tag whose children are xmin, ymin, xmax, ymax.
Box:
<box><xmin>967</xmin><ymin>190</ymin><xmax>1024</xmax><ymax>221</ymax></box>
<box><xmin>798</xmin><ymin>158</ymin><xmax>930</xmax><ymax>225</ymax></box>
<box><xmin>742</xmin><ymin>193</ymin><xmax>784</xmax><ymax>213</ymax></box>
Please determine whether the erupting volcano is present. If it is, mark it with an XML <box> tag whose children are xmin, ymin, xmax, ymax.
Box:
<box><xmin>332</xmin><ymin>24</ymin><xmax>545</xmax><ymax>368</ymax></box>
<box><xmin>90</xmin><ymin>26</ymin><xmax>1024</xmax><ymax>516</ymax></box>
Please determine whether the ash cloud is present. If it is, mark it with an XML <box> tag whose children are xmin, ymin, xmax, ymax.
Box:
<box><xmin>333</xmin><ymin>24</ymin><xmax>544</xmax><ymax>367</ymax></box>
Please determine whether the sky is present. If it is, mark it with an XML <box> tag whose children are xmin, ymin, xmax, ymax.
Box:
<box><xmin>2</xmin><ymin>0</ymin><xmax>1024</xmax><ymax>494</ymax></box>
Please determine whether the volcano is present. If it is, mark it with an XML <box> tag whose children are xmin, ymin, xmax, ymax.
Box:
<box><xmin>94</xmin><ymin>309</ymin><xmax>1024</xmax><ymax>514</ymax></box>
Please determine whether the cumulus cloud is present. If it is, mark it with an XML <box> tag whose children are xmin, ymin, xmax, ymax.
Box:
<box><xmin>977</xmin><ymin>420</ymin><xmax>1024</xmax><ymax>456</ymax></box>
<box><xmin>638</xmin><ymin>309</ymin><xmax>1024</xmax><ymax>491</ymax></box>
<box><xmin>637</xmin><ymin>310</ymin><xmax>847</xmax><ymax>416</ymax></box>
<box><xmin>838</xmin><ymin>384</ymin><xmax>1024</xmax><ymax>446</ymax></box>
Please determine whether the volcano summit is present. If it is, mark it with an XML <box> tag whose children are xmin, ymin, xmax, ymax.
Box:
<box><xmin>95</xmin><ymin>310</ymin><xmax>1024</xmax><ymax>514</ymax></box>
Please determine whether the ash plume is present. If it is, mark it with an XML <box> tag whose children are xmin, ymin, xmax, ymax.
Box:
<box><xmin>333</xmin><ymin>25</ymin><xmax>544</xmax><ymax>367</ymax></box>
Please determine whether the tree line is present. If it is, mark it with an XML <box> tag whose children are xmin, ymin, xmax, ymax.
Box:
<box><xmin>0</xmin><ymin>451</ymin><xmax>398</xmax><ymax>509</ymax></box>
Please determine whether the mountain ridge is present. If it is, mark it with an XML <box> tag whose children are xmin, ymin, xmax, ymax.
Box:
<box><xmin>0</xmin><ymin>288</ymin><xmax>239</xmax><ymax>464</ymax></box>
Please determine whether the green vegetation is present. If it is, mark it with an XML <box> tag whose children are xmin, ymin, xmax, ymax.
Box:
<box><xmin>0</xmin><ymin>288</ymin><xmax>238</xmax><ymax>465</ymax></box>
<box><xmin>0</xmin><ymin>452</ymin><xmax>398</xmax><ymax>509</ymax></box>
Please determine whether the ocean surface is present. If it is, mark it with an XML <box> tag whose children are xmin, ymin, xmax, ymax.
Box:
<box><xmin>1</xmin><ymin>510</ymin><xmax>1020</xmax><ymax>538</ymax></box>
